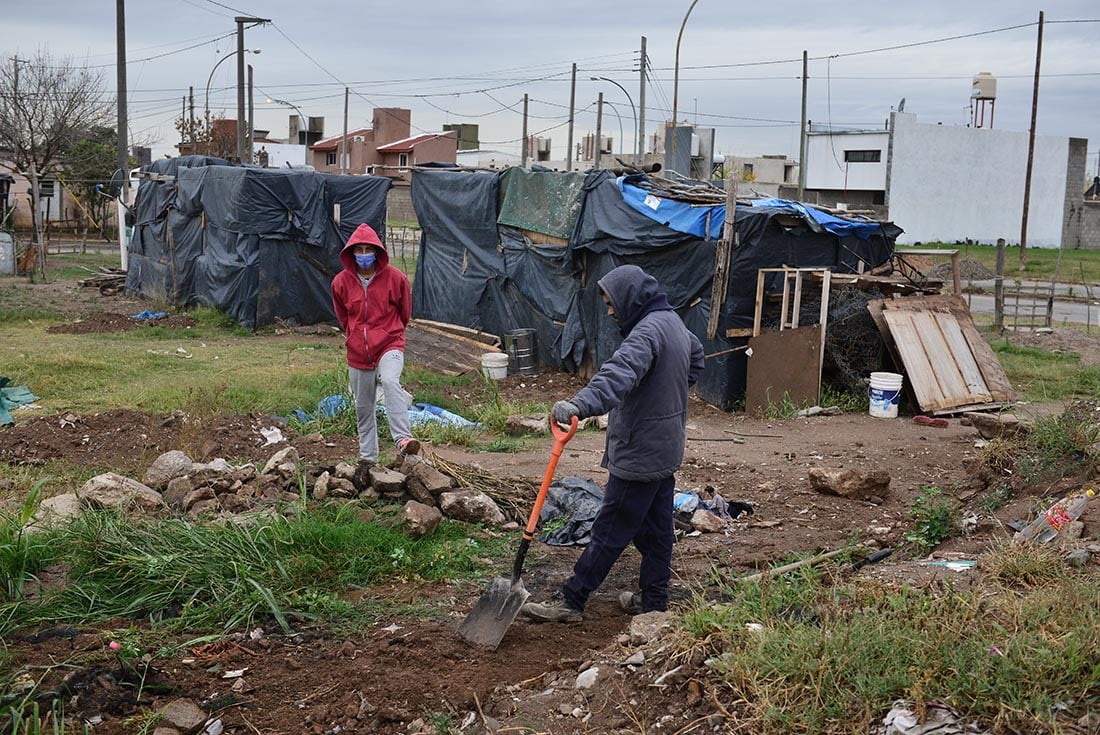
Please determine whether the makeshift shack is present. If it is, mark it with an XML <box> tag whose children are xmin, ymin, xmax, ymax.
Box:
<box><xmin>125</xmin><ymin>156</ymin><xmax>392</xmax><ymax>330</ymax></box>
<box><xmin>411</xmin><ymin>168</ymin><xmax>902</xmax><ymax>409</ymax></box>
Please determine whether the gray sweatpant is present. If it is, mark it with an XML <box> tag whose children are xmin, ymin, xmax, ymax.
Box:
<box><xmin>349</xmin><ymin>349</ymin><xmax>412</xmax><ymax>461</ymax></box>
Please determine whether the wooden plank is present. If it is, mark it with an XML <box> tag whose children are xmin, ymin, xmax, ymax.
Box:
<box><xmin>930</xmin><ymin>401</ymin><xmax>1009</xmax><ymax>417</ymax></box>
<box><xmin>745</xmin><ymin>325</ymin><xmax>822</xmax><ymax>414</ymax></box>
<box><xmin>413</xmin><ymin>319</ymin><xmax>502</xmax><ymax>348</ymax></box>
<box><xmin>910</xmin><ymin>310</ymin><xmax>970</xmax><ymax>405</ymax></box>
<box><xmin>725</xmin><ymin>327</ymin><xmax>754</xmax><ymax>338</ymax></box>
<box><xmin>937</xmin><ymin>315</ymin><xmax>993</xmax><ymax>401</ymax></box>
<box><xmin>883</xmin><ymin>310</ymin><xmax>949</xmax><ymax>411</ymax></box>
<box><xmin>753</xmin><ymin>269</ymin><xmax>766</xmax><ymax>337</ymax></box>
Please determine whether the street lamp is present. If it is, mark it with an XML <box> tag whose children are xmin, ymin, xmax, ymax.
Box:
<box><xmin>671</xmin><ymin>0</ymin><xmax>701</xmax><ymax>174</ymax></box>
<box><xmin>602</xmin><ymin>100</ymin><xmax>625</xmax><ymax>158</ymax></box>
<box><xmin>590</xmin><ymin>76</ymin><xmax>637</xmax><ymax>164</ymax></box>
<box><xmin>266</xmin><ymin>97</ymin><xmax>309</xmax><ymax>166</ymax></box>
<box><xmin>205</xmin><ymin>48</ymin><xmax>260</xmax><ymax>120</ymax></box>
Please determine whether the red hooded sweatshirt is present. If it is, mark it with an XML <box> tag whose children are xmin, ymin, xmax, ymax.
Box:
<box><xmin>331</xmin><ymin>223</ymin><xmax>411</xmax><ymax>370</ymax></box>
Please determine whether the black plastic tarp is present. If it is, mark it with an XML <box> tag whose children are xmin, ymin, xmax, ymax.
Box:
<box><xmin>407</xmin><ymin>166</ymin><xmax>902</xmax><ymax>408</ymax></box>
<box><xmin>126</xmin><ymin>156</ymin><xmax>391</xmax><ymax>330</ymax></box>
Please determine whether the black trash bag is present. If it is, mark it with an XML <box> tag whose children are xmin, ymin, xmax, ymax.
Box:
<box><xmin>538</xmin><ymin>476</ymin><xmax>604</xmax><ymax>546</ymax></box>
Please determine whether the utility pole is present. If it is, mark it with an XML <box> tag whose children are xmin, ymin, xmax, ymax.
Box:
<box><xmin>594</xmin><ymin>92</ymin><xmax>604</xmax><ymax>170</ymax></box>
<box><xmin>341</xmin><ymin>86</ymin><xmax>349</xmax><ymax>174</ymax></box>
<box><xmin>115</xmin><ymin>0</ymin><xmax>129</xmax><ymax>271</ymax></box>
<box><xmin>567</xmin><ymin>64</ymin><xmax>576</xmax><ymax>171</ymax></box>
<box><xmin>521</xmin><ymin>93</ymin><xmax>529</xmax><ymax>167</ymax></box>
<box><xmin>798</xmin><ymin>50</ymin><xmax>808</xmax><ymax>201</ymax></box>
<box><xmin>115</xmin><ymin>0</ymin><xmax>128</xmax><ymax>196</ymax></box>
<box><xmin>247</xmin><ymin>64</ymin><xmax>254</xmax><ymax>163</ymax></box>
<box><xmin>235</xmin><ymin>15</ymin><xmax>269</xmax><ymax>162</ymax></box>
<box><xmin>638</xmin><ymin>36</ymin><xmax>646</xmax><ymax>163</ymax></box>
<box><xmin>1019</xmin><ymin>9</ymin><xmax>1044</xmax><ymax>271</ymax></box>
<box><xmin>188</xmin><ymin>86</ymin><xmax>195</xmax><ymax>143</ymax></box>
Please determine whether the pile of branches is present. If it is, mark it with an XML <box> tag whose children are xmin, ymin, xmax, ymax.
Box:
<box><xmin>78</xmin><ymin>267</ymin><xmax>127</xmax><ymax>296</ymax></box>
<box><xmin>425</xmin><ymin>452</ymin><xmax>538</xmax><ymax>523</ymax></box>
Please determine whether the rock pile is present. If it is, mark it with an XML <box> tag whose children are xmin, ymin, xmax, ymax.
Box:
<box><xmin>29</xmin><ymin>448</ymin><xmax>511</xmax><ymax>540</ymax></box>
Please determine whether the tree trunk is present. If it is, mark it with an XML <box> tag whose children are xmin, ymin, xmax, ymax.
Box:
<box><xmin>28</xmin><ymin>163</ymin><xmax>48</xmax><ymax>282</ymax></box>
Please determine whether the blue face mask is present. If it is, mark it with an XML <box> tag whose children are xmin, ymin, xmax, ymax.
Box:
<box><xmin>354</xmin><ymin>253</ymin><xmax>376</xmax><ymax>270</ymax></box>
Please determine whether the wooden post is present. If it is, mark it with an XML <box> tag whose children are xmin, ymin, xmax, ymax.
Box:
<box><xmin>994</xmin><ymin>238</ymin><xmax>1005</xmax><ymax>331</ymax></box>
<box><xmin>949</xmin><ymin>251</ymin><xmax>961</xmax><ymax>296</ymax></box>
<box><xmin>1019</xmin><ymin>10</ymin><xmax>1044</xmax><ymax>271</ymax></box>
<box><xmin>706</xmin><ymin>170</ymin><xmax>738</xmax><ymax>340</ymax></box>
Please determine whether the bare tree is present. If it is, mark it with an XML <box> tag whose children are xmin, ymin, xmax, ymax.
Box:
<box><xmin>0</xmin><ymin>49</ymin><xmax>110</xmax><ymax>280</ymax></box>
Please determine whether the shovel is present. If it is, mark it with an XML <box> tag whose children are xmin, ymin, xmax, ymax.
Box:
<box><xmin>458</xmin><ymin>415</ymin><xmax>578</xmax><ymax>649</ymax></box>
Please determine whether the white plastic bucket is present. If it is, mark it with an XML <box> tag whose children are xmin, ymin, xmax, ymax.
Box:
<box><xmin>869</xmin><ymin>372</ymin><xmax>903</xmax><ymax>418</ymax></box>
<box><xmin>481</xmin><ymin>352</ymin><xmax>509</xmax><ymax>380</ymax></box>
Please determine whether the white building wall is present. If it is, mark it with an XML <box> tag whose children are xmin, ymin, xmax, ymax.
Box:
<box><xmin>888</xmin><ymin>112</ymin><xmax>1069</xmax><ymax>247</ymax></box>
<box><xmin>804</xmin><ymin>131</ymin><xmax>889</xmax><ymax>191</ymax></box>
<box><xmin>257</xmin><ymin>142</ymin><xmax>309</xmax><ymax>169</ymax></box>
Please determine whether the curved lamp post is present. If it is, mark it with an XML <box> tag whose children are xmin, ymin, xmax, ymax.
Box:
<box><xmin>204</xmin><ymin>48</ymin><xmax>260</xmax><ymax>120</ymax></box>
<box><xmin>266</xmin><ymin>97</ymin><xmax>309</xmax><ymax>166</ymax></box>
<box><xmin>670</xmin><ymin>0</ymin><xmax>701</xmax><ymax>173</ymax></box>
<box><xmin>590</xmin><ymin>76</ymin><xmax>637</xmax><ymax>163</ymax></box>
<box><xmin>602</xmin><ymin>100</ymin><xmax>625</xmax><ymax>158</ymax></box>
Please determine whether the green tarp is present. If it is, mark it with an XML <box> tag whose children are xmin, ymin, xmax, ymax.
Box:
<box><xmin>0</xmin><ymin>377</ymin><xmax>37</xmax><ymax>426</ymax></box>
<box><xmin>496</xmin><ymin>168</ymin><xmax>585</xmax><ymax>240</ymax></box>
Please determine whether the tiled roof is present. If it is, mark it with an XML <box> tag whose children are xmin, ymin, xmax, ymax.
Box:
<box><xmin>310</xmin><ymin>127</ymin><xmax>372</xmax><ymax>151</ymax></box>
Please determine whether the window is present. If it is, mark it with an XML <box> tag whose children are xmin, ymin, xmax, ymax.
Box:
<box><xmin>398</xmin><ymin>153</ymin><xmax>409</xmax><ymax>168</ymax></box>
<box><xmin>326</xmin><ymin>152</ymin><xmax>337</xmax><ymax>166</ymax></box>
<box><xmin>844</xmin><ymin>149</ymin><xmax>881</xmax><ymax>163</ymax></box>
<box><xmin>742</xmin><ymin>163</ymin><xmax>753</xmax><ymax>174</ymax></box>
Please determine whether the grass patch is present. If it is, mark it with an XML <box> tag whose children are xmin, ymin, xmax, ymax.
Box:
<box><xmin>676</xmin><ymin>548</ymin><xmax>1100</xmax><ymax>735</ymax></box>
<box><xmin>0</xmin><ymin>504</ymin><xmax>512</xmax><ymax>637</ymax></box>
<box><xmin>990</xmin><ymin>340</ymin><xmax>1100</xmax><ymax>401</ymax></box>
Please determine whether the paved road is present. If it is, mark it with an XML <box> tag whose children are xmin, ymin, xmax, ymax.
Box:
<box><xmin>965</xmin><ymin>293</ymin><xmax>1100</xmax><ymax>327</ymax></box>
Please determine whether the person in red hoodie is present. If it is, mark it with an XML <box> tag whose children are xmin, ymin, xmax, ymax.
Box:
<box><xmin>331</xmin><ymin>223</ymin><xmax>420</xmax><ymax>464</ymax></box>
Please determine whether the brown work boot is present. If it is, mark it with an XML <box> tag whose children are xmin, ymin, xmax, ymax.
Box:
<box><xmin>618</xmin><ymin>591</ymin><xmax>643</xmax><ymax>615</ymax></box>
<box><xmin>521</xmin><ymin>598</ymin><xmax>582</xmax><ymax>623</ymax></box>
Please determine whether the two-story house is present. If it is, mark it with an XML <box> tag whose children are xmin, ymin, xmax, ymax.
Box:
<box><xmin>309</xmin><ymin>108</ymin><xmax>457</xmax><ymax>184</ymax></box>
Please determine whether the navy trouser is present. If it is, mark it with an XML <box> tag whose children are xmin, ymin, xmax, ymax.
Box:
<box><xmin>562</xmin><ymin>473</ymin><xmax>675</xmax><ymax>613</ymax></box>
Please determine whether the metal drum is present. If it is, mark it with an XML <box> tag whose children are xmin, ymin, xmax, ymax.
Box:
<box><xmin>504</xmin><ymin>328</ymin><xmax>538</xmax><ymax>376</ymax></box>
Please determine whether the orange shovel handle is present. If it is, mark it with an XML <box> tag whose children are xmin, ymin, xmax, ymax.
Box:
<box><xmin>523</xmin><ymin>415</ymin><xmax>578</xmax><ymax>541</ymax></box>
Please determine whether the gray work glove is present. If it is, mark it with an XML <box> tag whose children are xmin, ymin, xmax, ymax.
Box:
<box><xmin>552</xmin><ymin>400</ymin><xmax>579</xmax><ymax>427</ymax></box>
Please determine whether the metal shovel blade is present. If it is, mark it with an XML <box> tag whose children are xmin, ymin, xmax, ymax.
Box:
<box><xmin>457</xmin><ymin>576</ymin><xmax>530</xmax><ymax>650</ymax></box>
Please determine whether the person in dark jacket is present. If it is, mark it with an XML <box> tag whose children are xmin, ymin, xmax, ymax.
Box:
<box><xmin>331</xmin><ymin>223</ymin><xmax>419</xmax><ymax>463</ymax></box>
<box><xmin>522</xmin><ymin>264</ymin><xmax>705</xmax><ymax>623</ymax></box>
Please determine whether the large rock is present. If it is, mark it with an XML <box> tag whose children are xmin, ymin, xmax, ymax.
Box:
<box><xmin>261</xmin><ymin>447</ymin><xmax>300</xmax><ymax>478</ymax></box>
<box><xmin>77</xmin><ymin>473</ymin><xmax>165</xmax><ymax>512</ymax></box>
<box><xmin>369</xmin><ymin>466</ymin><xmax>406</xmax><ymax>497</ymax></box>
<box><xmin>143</xmin><ymin>450</ymin><xmax>194</xmax><ymax>489</ymax></box>
<box><xmin>162</xmin><ymin>476</ymin><xmax>193</xmax><ymax>509</ymax></box>
<box><xmin>402</xmin><ymin>501</ymin><xmax>442</xmax><ymax>538</ymax></box>
<box><xmin>401</xmin><ymin>456</ymin><xmax>452</xmax><ymax>502</ymax></box>
<box><xmin>964</xmin><ymin>411</ymin><xmax>1030</xmax><ymax>440</ymax></box>
<box><xmin>628</xmin><ymin>610</ymin><xmax>674</xmax><ymax>645</ymax></box>
<box><xmin>808</xmin><ymin>468</ymin><xmax>891</xmax><ymax>501</ymax></box>
<box><xmin>504</xmin><ymin>414</ymin><xmax>549</xmax><ymax>437</ymax></box>
<box><xmin>158</xmin><ymin>698</ymin><xmax>207</xmax><ymax>731</ymax></box>
<box><xmin>439</xmin><ymin>489</ymin><xmax>506</xmax><ymax>526</ymax></box>
<box><xmin>27</xmin><ymin>493</ymin><xmax>82</xmax><ymax>532</ymax></box>
<box><xmin>690</xmin><ymin>509</ymin><xmax>726</xmax><ymax>533</ymax></box>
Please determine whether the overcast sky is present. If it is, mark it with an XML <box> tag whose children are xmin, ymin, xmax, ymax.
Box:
<box><xmin>5</xmin><ymin>0</ymin><xmax>1098</xmax><ymax>172</ymax></box>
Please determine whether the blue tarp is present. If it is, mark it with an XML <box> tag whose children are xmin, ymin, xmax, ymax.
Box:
<box><xmin>618</xmin><ymin>176</ymin><xmax>884</xmax><ymax>242</ymax></box>
<box><xmin>293</xmin><ymin>394</ymin><xmax>478</xmax><ymax>430</ymax></box>
<box><xmin>618</xmin><ymin>177</ymin><xmax>725</xmax><ymax>240</ymax></box>
<box><xmin>750</xmin><ymin>198</ymin><xmax>883</xmax><ymax>240</ymax></box>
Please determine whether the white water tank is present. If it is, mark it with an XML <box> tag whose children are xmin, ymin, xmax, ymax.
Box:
<box><xmin>972</xmin><ymin>72</ymin><xmax>997</xmax><ymax>100</ymax></box>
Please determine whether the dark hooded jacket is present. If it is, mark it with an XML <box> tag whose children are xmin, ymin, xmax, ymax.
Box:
<box><xmin>331</xmin><ymin>223</ymin><xmax>411</xmax><ymax>370</ymax></box>
<box><xmin>570</xmin><ymin>265</ymin><xmax>705</xmax><ymax>481</ymax></box>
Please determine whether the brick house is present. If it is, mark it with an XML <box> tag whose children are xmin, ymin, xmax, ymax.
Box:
<box><xmin>308</xmin><ymin>108</ymin><xmax>457</xmax><ymax>184</ymax></box>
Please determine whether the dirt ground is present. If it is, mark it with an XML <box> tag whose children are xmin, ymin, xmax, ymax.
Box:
<box><xmin>2</xmin><ymin>285</ymin><xmax>1098</xmax><ymax>734</ymax></box>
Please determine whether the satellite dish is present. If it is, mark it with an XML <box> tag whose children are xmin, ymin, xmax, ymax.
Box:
<box><xmin>898</xmin><ymin>98</ymin><xmax>906</xmax><ymax>113</ymax></box>
<box><xmin>106</xmin><ymin>168</ymin><xmax>125</xmax><ymax>198</ymax></box>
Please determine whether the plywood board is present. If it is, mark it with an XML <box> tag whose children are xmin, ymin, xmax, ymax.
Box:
<box><xmin>875</xmin><ymin>294</ymin><xmax>1013</xmax><ymax>412</ymax></box>
<box><xmin>879</xmin><ymin>294</ymin><xmax>1015</xmax><ymax>403</ymax></box>
<box><xmin>405</xmin><ymin>323</ymin><xmax>503</xmax><ymax>376</ymax></box>
<box><xmin>746</xmin><ymin>325</ymin><xmax>822</xmax><ymax>415</ymax></box>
